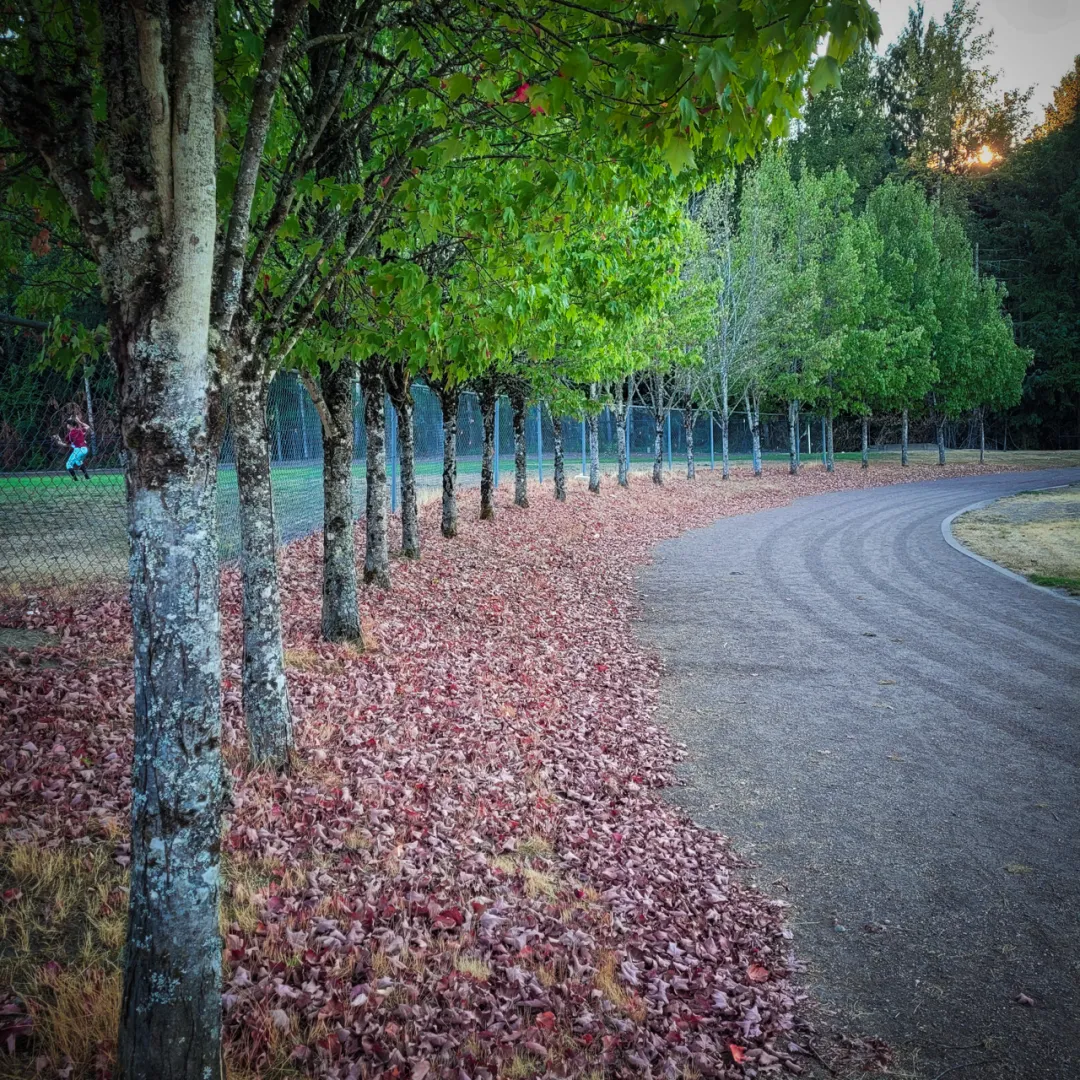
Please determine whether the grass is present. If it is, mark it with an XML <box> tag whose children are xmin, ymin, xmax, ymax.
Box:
<box><xmin>953</xmin><ymin>484</ymin><xmax>1080</xmax><ymax>593</ymax></box>
<box><xmin>4</xmin><ymin>448</ymin><xmax>1079</xmax><ymax>592</ymax></box>
<box><xmin>0</xmin><ymin>843</ymin><xmax>127</xmax><ymax>1079</ymax></box>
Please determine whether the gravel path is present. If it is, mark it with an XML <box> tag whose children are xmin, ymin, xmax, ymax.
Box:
<box><xmin>638</xmin><ymin>468</ymin><xmax>1080</xmax><ymax>1080</ymax></box>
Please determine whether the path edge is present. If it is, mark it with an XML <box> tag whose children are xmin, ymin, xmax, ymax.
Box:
<box><xmin>941</xmin><ymin>486</ymin><xmax>1080</xmax><ymax>608</ymax></box>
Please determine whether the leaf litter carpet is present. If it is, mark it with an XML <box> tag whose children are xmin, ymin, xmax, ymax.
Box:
<box><xmin>0</xmin><ymin>463</ymin><xmax>1006</xmax><ymax>1078</ymax></box>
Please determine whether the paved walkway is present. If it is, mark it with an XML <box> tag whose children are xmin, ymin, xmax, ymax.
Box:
<box><xmin>638</xmin><ymin>469</ymin><xmax>1080</xmax><ymax>1080</ymax></box>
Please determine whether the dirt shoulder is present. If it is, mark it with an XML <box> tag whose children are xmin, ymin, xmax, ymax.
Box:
<box><xmin>953</xmin><ymin>483</ymin><xmax>1080</xmax><ymax>594</ymax></box>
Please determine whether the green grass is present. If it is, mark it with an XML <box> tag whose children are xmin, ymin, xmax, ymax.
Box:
<box><xmin>1028</xmin><ymin>574</ymin><xmax>1080</xmax><ymax>595</ymax></box>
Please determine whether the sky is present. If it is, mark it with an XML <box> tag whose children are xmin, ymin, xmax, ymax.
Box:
<box><xmin>874</xmin><ymin>0</ymin><xmax>1080</xmax><ymax>121</ymax></box>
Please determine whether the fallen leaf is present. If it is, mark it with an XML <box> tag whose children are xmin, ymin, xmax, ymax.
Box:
<box><xmin>729</xmin><ymin>1042</ymin><xmax>746</xmax><ymax>1063</ymax></box>
<box><xmin>747</xmin><ymin>964</ymin><xmax>769</xmax><ymax>982</ymax></box>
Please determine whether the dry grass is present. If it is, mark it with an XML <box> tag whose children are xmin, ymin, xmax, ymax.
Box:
<box><xmin>883</xmin><ymin>449</ymin><xmax>1080</xmax><ymax>469</ymax></box>
<box><xmin>592</xmin><ymin>950</ymin><xmax>647</xmax><ymax>1022</ymax></box>
<box><xmin>0</xmin><ymin>843</ymin><xmax>127</xmax><ymax>1079</ymax></box>
<box><xmin>454</xmin><ymin>954</ymin><xmax>492</xmax><ymax>981</ymax></box>
<box><xmin>953</xmin><ymin>485</ymin><xmax>1080</xmax><ymax>593</ymax></box>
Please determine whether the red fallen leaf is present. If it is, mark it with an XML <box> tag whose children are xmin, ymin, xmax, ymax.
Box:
<box><xmin>431</xmin><ymin>906</ymin><xmax>463</xmax><ymax>929</ymax></box>
<box><xmin>747</xmin><ymin>963</ymin><xmax>769</xmax><ymax>982</ymax></box>
<box><xmin>729</xmin><ymin>1043</ymin><xmax>747</xmax><ymax>1063</ymax></box>
<box><xmin>536</xmin><ymin>1011</ymin><xmax>556</xmax><ymax>1031</ymax></box>
<box><xmin>2</xmin><ymin>888</ymin><xmax>21</xmax><ymax>902</ymax></box>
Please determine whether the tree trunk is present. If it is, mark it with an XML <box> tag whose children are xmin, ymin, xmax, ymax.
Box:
<box><xmin>793</xmin><ymin>400</ymin><xmax>801</xmax><ymax>471</ymax></box>
<box><xmin>480</xmin><ymin>381</ymin><xmax>497</xmax><ymax>520</ymax></box>
<box><xmin>318</xmin><ymin>360</ymin><xmax>360</xmax><ymax>642</ymax></box>
<box><xmin>395</xmin><ymin>393</ymin><xmax>419</xmax><ymax>558</ymax></box>
<box><xmin>613</xmin><ymin>399</ymin><xmax>629</xmax><ymax>487</ymax></box>
<box><xmin>787</xmin><ymin>399</ymin><xmax>798</xmax><ymax>475</ymax></box>
<box><xmin>511</xmin><ymin>389</ymin><xmax>529</xmax><ymax>507</ymax></box>
<box><xmin>861</xmin><ymin>415</ymin><xmax>870</xmax><ymax>470</ymax></box>
<box><xmin>721</xmin><ymin>409</ymin><xmax>730</xmax><ymax>480</ymax></box>
<box><xmin>936</xmin><ymin>414</ymin><xmax>947</xmax><ymax>465</ymax></box>
<box><xmin>439</xmin><ymin>389</ymin><xmax>459</xmax><ymax>538</ymax></box>
<box><xmin>361</xmin><ymin>367</ymin><xmax>390</xmax><ymax>588</ymax></box>
<box><xmin>552</xmin><ymin>414</ymin><xmax>566</xmax><ymax>500</ymax></box>
<box><xmin>652</xmin><ymin>409</ymin><xmax>664</xmax><ymax>484</ymax></box>
<box><xmin>684</xmin><ymin>409</ymin><xmax>695</xmax><ymax>479</ymax></box>
<box><xmin>826</xmin><ymin>403</ymin><xmax>835</xmax><ymax>473</ymax></box>
<box><xmin>117</xmin><ymin>44</ymin><xmax>225</xmax><ymax>1074</ymax></box>
<box><xmin>587</xmin><ymin>404</ymin><xmax>600</xmax><ymax>494</ymax></box>
<box><xmin>232</xmin><ymin>364</ymin><xmax>292</xmax><ymax>767</ymax></box>
<box><xmin>746</xmin><ymin>390</ymin><xmax>762</xmax><ymax>477</ymax></box>
<box><xmin>901</xmin><ymin>408</ymin><xmax>909</xmax><ymax>467</ymax></box>
<box><xmin>979</xmin><ymin>408</ymin><xmax>985</xmax><ymax>464</ymax></box>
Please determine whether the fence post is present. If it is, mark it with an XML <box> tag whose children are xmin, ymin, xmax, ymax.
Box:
<box><xmin>535</xmin><ymin>404</ymin><xmax>543</xmax><ymax>483</ymax></box>
<box><xmin>273</xmin><ymin>391</ymin><xmax>284</xmax><ymax>461</ymax></box>
<box><xmin>299</xmin><ymin>377</ymin><xmax>310</xmax><ymax>459</ymax></box>
<box><xmin>820</xmin><ymin>417</ymin><xmax>826</xmax><ymax>466</ymax></box>
<box><xmin>581</xmin><ymin>416</ymin><xmax>586</xmax><ymax>476</ymax></box>
<box><xmin>494</xmin><ymin>398</ymin><xmax>501</xmax><ymax>488</ymax></box>
<box><xmin>665</xmin><ymin>410</ymin><xmax>672</xmax><ymax>471</ymax></box>
<box><xmin>626</xmin><ymin>407</ymin><xmax>632</xmax><ymax>471</ymax></box>
<box><xmin>709</xmin><ymin>412</ymin><xmax>715</xmax><ymax>470</ymax></box>
<box><xmin>805</xmin><ymin>422</ymin><xmax>810</xmax><ymax>456</ymax></box>
<box><xmin>83</xmin><ymin>364</ymin><xmax>98</xmax><ymax>456</ymax></box>
<box><xmin>387</xmin><ymin>393</ymin><xmax>398</xmax><ymax>513</ymax></box>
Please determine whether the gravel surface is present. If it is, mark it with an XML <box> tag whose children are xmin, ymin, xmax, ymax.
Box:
<box><xmin>638</xmin><ymin>468</ymin><xmax>1080</xmax><ymax>1080</ymax></box>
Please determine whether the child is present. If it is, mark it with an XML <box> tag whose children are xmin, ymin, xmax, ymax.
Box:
<box><xmin>55</xmin><ymin>414</ymin><xmax>92</xmax><ymax>480</ymax></box>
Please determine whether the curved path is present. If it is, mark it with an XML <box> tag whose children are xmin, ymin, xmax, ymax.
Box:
<box><xmin>638</xmin><ymin>469</ymin><xmax>1080</xmax><ymax>1080</ymax></box>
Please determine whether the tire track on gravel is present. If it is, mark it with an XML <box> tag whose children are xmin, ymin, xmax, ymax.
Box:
<box><xmin>638</xmin><ymin>468</ymin><xmax>1080</xmax><ymax>1080</ymax></box>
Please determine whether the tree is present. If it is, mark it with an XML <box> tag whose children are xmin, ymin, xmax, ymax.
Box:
<box><xmin>794</xmin><ymin>46</ymin><xmax>894</xmax><ymax>206</ymax></box>
<box><xmin>865</xmin><ymin>180</ymin><xmax>940</xmax><ymax>464</ymax></box>
<box><xmin>968</xmin><ymin>90</ymin><xmax>1080</xmax><ymax>448</ymax></box>
<box><xmin>1033</xmin><ymin>55</ymin><xmax>1079</xmax><ymax>138</ymax></box>
<box><xmin>0</xmin><ymin>2</ymin><xmax>227</xmax><ymax>1075</ymax></box>
<box><xmin>878</xmin><ymin>0</ymin><xmax>1031</xmax><ymax>184</ymax></box>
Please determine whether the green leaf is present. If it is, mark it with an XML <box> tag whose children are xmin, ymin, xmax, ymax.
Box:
<box><xmin>560</xmin><ymin>46</ymin><xmax>592</xmax><ymax>83</ymax></box>
<box><xmin>663</xmin><ymin>135</ymin><xmax>696</xmax><ymax>176</ymax></box>
<box><xmin>808</xmin><ymin>56</ymin><xmax>841</xmax><ymax>95</ymax></box>
<box><xmin>447</xmin><ymin>73</ymin><xmax>473</xmax><ymax>102</ymax></box>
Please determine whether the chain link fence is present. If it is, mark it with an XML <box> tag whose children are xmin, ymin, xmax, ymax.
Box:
<box><xmin>3</xmin><ymin>361</ymin><xmax>905</xmax><ymax>593</ymax></box>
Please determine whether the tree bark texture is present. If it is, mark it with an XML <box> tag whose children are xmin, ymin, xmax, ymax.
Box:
<box><xmin>746</xmin><ymin>390</ymin><xmax>762</xmax><ymax>477</ymax></box>
<box><xmin>826</xmin><ymin>403</ymin><xmax>835</xmax><ymax>473</ymax></box>
<box><xmin>612</xmin><ymin>399</ymin><xmax>629</xmax><ymax>487</ymax></box>
<box><xmin>395</xmin><ymin>393</ymin><xmax>419</xmax><ymax>558</ymax></box>
<box><xmin>361</xmin><ymin>367</ymin><xmax>390</xmax><ymax>588</ymax></box>
<box><xmin>652</xmin><ymin>410</ymin><xmax>664</xmax><ymax>485</ymax></box>
<box><xmin>787</xmin><ymin>400</ymin><xmax>798</xmax><ymax>475</ymax></box>
<box><xmin>901</xmin><ymin>408</ymin><xmax>909</xmax><ymax>467</ymax></box>
<box><xmin>684</xmin><ymin>409</ymin><xmax>695</xmax><ymax>479</ymax></box>
<box><xmin>721</xmin><ymin>410</ymin><xmax>730</xmax><ymax>480</ymax></box>
<box><xmin>479</xmin><ymin>380</ymin><xmax>497</xmax><ymax>520</ymax></box>
<box><xmin>551</xmin><ymin>414</ymin><xmax>566</xmax><ymax>501</ymax></box>
<box><xmin>588</xmin><ymin>409</ymin><xmax>600</xmax><ymax>494</ymax></box>
<box><xmin>793</xmin><ymin>400</ymin><xmax>801</xmax><ymax>471</ymax></box>
<box><xmin>861</xmin><ymin>415</ymin><xmax>870</xmax><ymax>470</ymax></box>
<box><xmin>439</xmin><ymin>389</ymin><xmax>459</xmax><ymax>538</ymax></box>
<box><xmin>511</xmin><ymin>388</ymin><xmax>529</xmax><ymax>508</ymax></box>
<box><xmin>93</xmin><ymin>3</ymin><xmax>226</xmax><ymax>1074</ymax></box>
<box><xmin>979</xmin><ymin>408</ymin><xmax>985</xmax><ymax>464</ymax></box>
<box><xmin>232</xmin><ymin>364</ymin><xmax>293</xmax><ymax>767</ymax></box>
<box><xmin>318</xmin><ymin>360</ymin><xmax>360</xmax><ymax>642</ymax></box>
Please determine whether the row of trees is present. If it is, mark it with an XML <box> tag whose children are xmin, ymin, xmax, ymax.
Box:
<box><xmin>685</xmin><ymin>155</ymin><xmax>1028</xmax><ymax>476</ymax></box>
<box><xmin>0</xmin><ymin>0</ymin><xmax>884</xmax><ymax>1074</ymax></box>
<box><xmin>785</xmin><ymin>0</ymin><xmax>1079</xmax><ymax>447</ymax></box>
